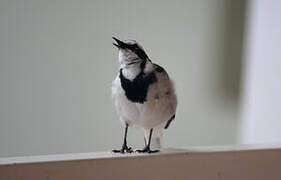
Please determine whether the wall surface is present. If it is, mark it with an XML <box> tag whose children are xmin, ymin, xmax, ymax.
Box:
<box><xmin>239</xmin><ymin>0</ymin><xmax>281</xmax><ymax>143</ymax></box>
<box><xmin>0</xmin><ymin>0</ymin><xmax>245</xmax><ymax>157</ymax></box>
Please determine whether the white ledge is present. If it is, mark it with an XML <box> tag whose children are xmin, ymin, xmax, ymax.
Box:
<box><xmin>1</xmin><ymin>143</ymin><xmax>281</xmax><ymax>165</ymax></box>
<box><xmin>1</xmin><ymin>144</ymin><xmax>281</xmax><ymax>180</ymax></box>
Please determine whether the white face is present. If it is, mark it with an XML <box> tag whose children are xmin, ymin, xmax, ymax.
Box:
<box><xmin>113</xmin><ymin>39</ymin><xmax>147</xmax><ymax>65</ymax></box>
<box><xmin>118</xmin><ymin>40</ymin><xmax>143</xmax><ymax>64</ymax></box>
<box><xmin>113</xmin><ymin>37</ymin><xmax>148</xmax><ymax>66</ymax></box>
<box><xmin>118</xmin><ymin>48</ymin><xmax>139</xmax><ymax>64</ymax></box>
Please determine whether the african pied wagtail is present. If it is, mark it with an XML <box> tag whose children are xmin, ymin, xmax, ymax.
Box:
<box><xmin>112</xmin><ymin>37</ymin><xmax>177</xmax><ymax>153</ymax></box>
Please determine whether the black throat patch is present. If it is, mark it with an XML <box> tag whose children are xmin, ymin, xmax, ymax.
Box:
<box><xmin>119</xmin><ymin>61</ymin><xmax>157</xmax><ymax>103</ymax></box>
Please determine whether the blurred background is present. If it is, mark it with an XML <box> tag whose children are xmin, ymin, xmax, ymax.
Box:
<box><xmin>0</xmin><ymin>0</ymin><xmax>280</xmax><ymax>157</ymax></box>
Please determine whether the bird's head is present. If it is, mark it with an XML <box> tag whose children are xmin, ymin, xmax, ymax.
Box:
<box><xmin>112</xmin><ymin>37</ymin><xmax>148</xmax><ymax>65</ymax></box>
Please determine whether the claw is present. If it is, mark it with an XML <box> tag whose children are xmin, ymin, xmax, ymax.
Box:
<box><xmin>112</xmin><ymin>146</ymin><xmax>133</xmax><ymax>153</ymax></box>
<box><xmin>136</xmin><ymin>146</ymin><xmax>159</xmax><ymax>153</ymax></box>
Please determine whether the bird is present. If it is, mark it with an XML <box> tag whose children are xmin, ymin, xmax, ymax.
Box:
<box><xmin>111</xmin><ymin>37</ymin><xmax>177</xmax><ymax>153</ymax></box>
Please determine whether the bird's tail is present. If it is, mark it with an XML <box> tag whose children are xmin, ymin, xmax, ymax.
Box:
<box><xmin>144</xmin><ymin>123</ymin><xmax>165</xmax><ymax>150</ymax></box>
<box><xmin>150</xmin><ymin>136</ymin><xmax>162</xmax><ymax>150</ymax></box>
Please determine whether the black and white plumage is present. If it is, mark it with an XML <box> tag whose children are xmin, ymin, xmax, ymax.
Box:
<box><xmin>111</xmin><ymin>37</ymin><xmax>177</xmax><ymax>153</ymax></box>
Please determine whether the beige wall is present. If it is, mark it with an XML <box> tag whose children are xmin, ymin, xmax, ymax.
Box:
<box><xmin>0</xmin><ymin>0</ymin><xmax>245</xmax><ymax>157</ymax></box>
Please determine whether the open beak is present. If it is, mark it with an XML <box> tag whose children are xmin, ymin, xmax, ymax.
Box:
<box><xmin>112</xmin><ymin>37</ymin><xmax>126</xmax><ymax>49</ymax></box>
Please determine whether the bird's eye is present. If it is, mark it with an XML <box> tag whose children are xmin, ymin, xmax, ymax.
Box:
<box><xmin>127</xmin><ymin>44</ymin><xmax>138</xmax><ymax>52</ymax></box>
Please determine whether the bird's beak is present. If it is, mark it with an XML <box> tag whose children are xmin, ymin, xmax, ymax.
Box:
<box><xmin>112</xmin><ymin>37</ymin><xmax>126</xmax><ymax>49</ymax></box>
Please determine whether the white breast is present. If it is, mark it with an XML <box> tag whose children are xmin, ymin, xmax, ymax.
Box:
<box><xmin>112</xmin><ymin>69</ymin><xmax>177</xmax><ymax>129</ymax></box>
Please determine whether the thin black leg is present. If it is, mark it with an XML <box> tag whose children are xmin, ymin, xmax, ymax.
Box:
<box><xmin>137</xmin><ymin>128</ymin><xmax>159</xmax><ymax>153</ymax></box>
<box><xmin>112</xmin><ymin>123</ymin><xmax>133</xmax><ymax>153</ymax></box>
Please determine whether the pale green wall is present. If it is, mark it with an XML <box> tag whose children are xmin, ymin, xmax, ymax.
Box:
<box><xmin>0</xmin><ymin>0</ymin><xmax>245</xmax><ymax>157</ymax></box>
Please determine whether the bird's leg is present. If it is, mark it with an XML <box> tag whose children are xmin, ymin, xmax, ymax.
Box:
<box><xmin>112</xmin><ymin>123</ymin><xmax>133</xmax><ymax>153</ymax></box>
<box><xmin>137</xmin><ymin>128</ymin><xmax>159</xmax><ymax>153</ymax></box>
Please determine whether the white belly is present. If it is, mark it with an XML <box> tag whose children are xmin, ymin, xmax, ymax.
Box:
<box><xmin>112</xmin><ymin>76</ymin><xmax>177</xmax><ymax>129</ymax></box>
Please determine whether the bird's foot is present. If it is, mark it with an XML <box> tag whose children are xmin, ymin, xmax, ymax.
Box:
<box><xmin>112</xmin><ymin>145</ymin><xmax>133</xmax><ymax>154</ymax></box>
<box><xmin>136</xmin><ymin>146</ymin><xmax>159</xmax><ymax>153</ymax></box>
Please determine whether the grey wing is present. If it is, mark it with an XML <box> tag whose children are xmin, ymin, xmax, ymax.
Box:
<box><xmin>153</xmin><ymin>63</ymin><xmax>177</xmax><ymax>129</ymax></box>
<box><xmin>164</xmin><ymin>114</ymin><xmax>176</xmax><ymax>129</ymax></box>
